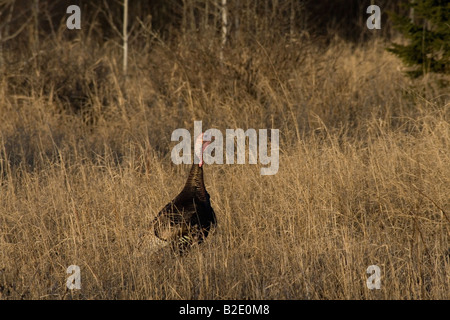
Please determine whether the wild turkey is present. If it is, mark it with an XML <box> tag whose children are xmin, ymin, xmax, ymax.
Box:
<box><xmin>152</xmin><ymin>132</ymin><xmax>217</xmax><ymax>253</ymax></box>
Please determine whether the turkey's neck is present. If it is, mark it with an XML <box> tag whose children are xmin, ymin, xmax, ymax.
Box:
<box><xmin>182</xmin><ymin>164</ymin><xmax>207</xmax><ymax>199</ymax></box>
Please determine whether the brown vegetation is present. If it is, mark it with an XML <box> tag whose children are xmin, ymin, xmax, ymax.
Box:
<box><xmin>0</xmin><ymin>1</ymin><xmax>448</xmax><ymax>299</ymax></box>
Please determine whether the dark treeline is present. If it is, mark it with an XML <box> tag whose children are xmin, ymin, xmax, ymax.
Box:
<box><xmin>1</xmin><ymin>0</ymin><xmax>406</xmax><ymax>48</ymax></box>
<box><xmin>0</xmin><ymin>0</ymin><xmax>412</xmax><ymax>130</ymax></box>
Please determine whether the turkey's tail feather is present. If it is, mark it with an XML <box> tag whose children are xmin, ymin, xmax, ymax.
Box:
<box><xmin>134</xmin><ymin>231</ymin><xmax>169</xmax><ymax>258</ymax></box>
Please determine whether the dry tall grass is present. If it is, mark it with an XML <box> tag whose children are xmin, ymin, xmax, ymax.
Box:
<box><xmin>0</xmin><ymin>32</ymin><xmax>449</xmax><ymax>299</ymax></box>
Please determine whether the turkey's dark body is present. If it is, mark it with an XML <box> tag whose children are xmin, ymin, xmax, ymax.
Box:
<box><xmin>153</xmin><ymin>164</ymin><xmax>216</xmax><ymax>252</ymax></box>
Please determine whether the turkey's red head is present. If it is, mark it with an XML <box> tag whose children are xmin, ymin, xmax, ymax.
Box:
<box><xmin>195</xmin><ymin>132</ymin><xmax>213</xmax><ymax>167</ymax></box>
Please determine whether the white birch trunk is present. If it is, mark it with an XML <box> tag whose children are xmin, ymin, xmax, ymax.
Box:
<box><xmin>123</xmin><ymin>0</ymin><xmax>129</xmax><ymax>76</ymax></box>
<box><xmin>220</xmin><ymin>0</ymin><xmax>227</xmax><ymax>62</ymax></box>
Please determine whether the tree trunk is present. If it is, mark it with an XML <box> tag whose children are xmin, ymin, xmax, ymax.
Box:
<box><xmin>123</xmin><ymin>0</ymin><xmax>128</xmax><ymax>76</ymax></box>
<box><xmin>220</xmin><ymin>0</ymin><xmax>227</xmax><ymax>61</ymax></box>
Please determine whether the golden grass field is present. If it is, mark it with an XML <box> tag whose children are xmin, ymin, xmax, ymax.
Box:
<box><xmin>0</xmin><ymin>28</ymin><xmax>449</xmax><ymax>299</ymax></box>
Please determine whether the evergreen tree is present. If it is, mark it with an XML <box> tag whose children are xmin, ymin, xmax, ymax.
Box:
<box><xmin>387</xmin><ymin>0</ymin><xmax>450</xmax><ymax>78</ymax></box>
